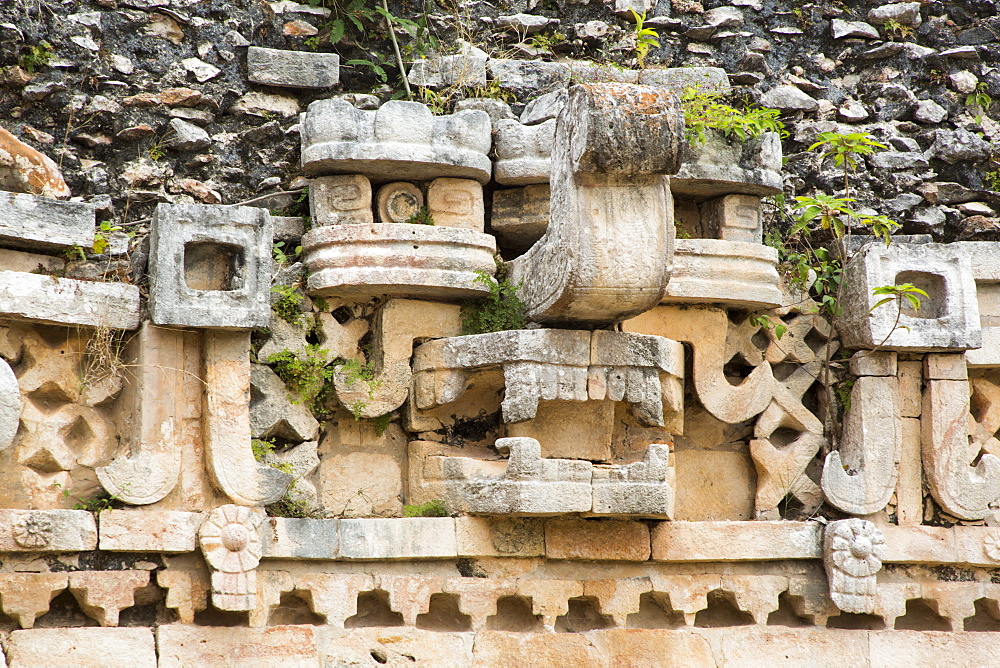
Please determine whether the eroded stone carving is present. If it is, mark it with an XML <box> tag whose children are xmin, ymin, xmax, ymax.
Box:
<box><xmin>0</xmin><ymin>270</ymin><xmax>141</xmax><ymax>330</ymax></box>
<box><xmin>412</xmin><ymin>329</ymin><xmax>683</xmax><ymax>427</ymax></box>
<box><xmin>823</xmin><ymin>519</ymin><xmax>885</xmax><ymax>614</ymax></box>
<box><xmin>661</xmin><ymin>239</ymin><xmax>782</xmax><ymax>309</ymax></box>
<box><xmin>199</xmin><ymin>504</ymin><xmax>265</xmax><ymax>611</ymax></box>
<box><xmin>309</xmin><ymin>175</ymin><xmax>373</xmax><ymax>226</ymax></box>
<box><xmin>0</xmin><ymin>356</ymin><xmax>21</xmax><ymax>452</ymax></box>
<box><xmin>507</xmin><ymin>83</ymin><xmax>684</xmax><ymax>327</ymax></box>
<box><xmin>376</xmin><ymin>181</ymin><xmax>423</xmax><ymax>224</ymax></box>
<box><xmin>300</xmin><ymin>99</ymin><xmax>492</xmax><ymax>183</ymax></box>
<box><xmin>426</xmin><ymin>178</ymin><xmax>484</xmax><ymax>231</ymax></box>
<box><xmin>493</xmin><ymin>119</ymin><xmax>555</xmax><ymax>186</ymax></box>
<box><xmin>822</xmin><ymin>352</ymin><xmax>902</xmax><ymax>515</ymax></box>
<box><xmin>591</xmin><ymin>444</ymin><xmax>674</xmax><ymax>517</ymax></box>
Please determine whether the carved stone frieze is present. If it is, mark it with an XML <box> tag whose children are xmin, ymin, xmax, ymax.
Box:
<box><xmin>823</xmin><ymin>518</ymin><xmax>885</xmax><ymax>614</ymax></box>
<box><xmin>199</xmin><ymin>504</ymin><xmax>266</xmax><ymax>612</ymax></box>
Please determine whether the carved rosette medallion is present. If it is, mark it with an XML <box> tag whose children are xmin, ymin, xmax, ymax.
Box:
<box><xmin>984</xmin><ymin>531</ymin><xmax>1000</xmax><ymax>562</ymax></box>
<box><xmin>12</xmin><ymin>515</ymin><xmax>53</xmax><ymax>548</ymax></box>
<box><xmin>199</xmin><ymin>504</ymin><xmax>265</xmax><ymax>611</ymax></box>
<box><xmin>823</xmin><ymin>518</ymin><xmax>885</xmax><ymax>614</ymax></box>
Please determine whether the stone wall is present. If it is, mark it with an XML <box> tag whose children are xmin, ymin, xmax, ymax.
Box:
<box><xmin>0</xmin><ymin>0</ymin><xmax>999</xmax><ymax>664</ymax></box>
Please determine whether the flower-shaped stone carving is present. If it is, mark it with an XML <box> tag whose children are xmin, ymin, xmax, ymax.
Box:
<box><xmin>198</xmin><ymin>505</ymin><xmax>265</xmax><ymax>573</ymax></box>
<box><xmin>12</xmin><ymin>515</ymin><xmax>53</xmax><ymax>548</ymax></box>
<box><xmin>827</xmin><ymin>518</ymin><xmax>886</xmax><ymax>577</ymax></box>
<box><xmin>985</xmin><ymin>530</ymin><xmax>1000</xmax><ymax>562</ymax></box>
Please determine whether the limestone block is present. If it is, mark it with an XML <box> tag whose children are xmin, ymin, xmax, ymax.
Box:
<box><xmin>250</xmin><ymin>364</ymin><xmax>320</xmax><ymax>442</ymax></box>
<box><xmin>0</xmin><ymin>509</ymin><xmax>97</xmax><ymax>551</ymax></box>
<box><xmin>0</xmin><ymin>357</ymin><xmax>18</xmax><ymax>451</ymax></box>
<box><xmin>715</xmin><ymin>628</ymin><xmax>869</xmax><ymax>666</ymax></box>
<box><xmin>249</xmin><ymin>570</ymin><xmax>294</xmax><ymax>627</ymax></box>
<box><xmin>376</xmin><ymin>574</ymin><xmax>443</xmax><ymax>625</ymax></box>
<box><xmin>849</xmin><ymin>349</ymin><xmax>898</xmax><ymax>377</ymax></box>
<box><xmin>506</xmin><ymin>400</ymin><xmax>617</xmax><ymax>460</ymax></box>
<box><xmin>0</xmin><ymin>190</ymin><xmax>94</xmax><ymax>251</ymax></box>
<box><xmin>260</xmin><ymin>517</ymin><xmax>339</xmax><ymax>559</ymax></box>
<box><xmin>0</xmin><ymin>573</ymin><xmax>67</xmax><ymax>628</ymax></box>
<box><xmin>454</xmin><ymin>516</ymin><xmax>545</xmax><ymax>557</ymax></box>
<box><xmin>840</xmin><ymin>242</ymin><xmax>981</xmax><ymax>350</ymax></box>
<box><xmin>672</xmin><ymin>450</ymin><xmax>757</xmax><ymax>521</ymax></box>
<box><xmin>671</xmin><ymin>130</ymin><xmax>783</xmax><ymax>198</ymax></box>
<box><xmin>7</xmin><ymin>628</ymin><xmax>156</xmax><ymax>667</ymax></box>
<box><xmin>321</xmin><ymin>627</ymin><xmax>472</xmax><ymax>665</ymax></box>
<box><xmin>0</xmin><ymin>248</ymin><xmax>64</xmax><ymax>274</ymax></box>
<box><xmin>647</xmin><ymin>574</ymin><xmax>722</xmax><ymax>625</ymax></box>
<box><xmin>922</xmin><ymin>378</ymin><xmax>1000</xmax><ymax>519</ymax></box>
<box><xmin>624</xmin><ymin>306</ymin><xmax>772</xmax><ymax>424</ymax></box>
<box><xmin>545</xmin><ymin>518</ymin><xmax>650</xmax><ymax>560</ymax></box>
<box><xmin>301</xmin><ymin>223</ymin><xmax>497</xmax><ymax>301</ymax></box>
<box><xmin>309</xmin><ymin>174</ymin><xmax>373</xmax><ymax>226</ymax></box>
<box><xmin>924</xmin><ymin>352</ymin><xmax>968</xmax><ymax>380</ymax></box>
<box><xmin>157</xmin><ymin>625</ymin><xmax>319</xmax><ymax>667</ymax></box>
<box><xmin>98</xmin><ymin>510</ymin><xmax>200</xmax><ymax>552</ymax></box>
<box><xmin>487</xmin><ymin>59</ymin><xmax>571</xmax><ymax>94</ymax></box>
<box><xmin>822</xmin><ymin>375</ymin><xmax>901</xmax><ymax>515</ymax></box>
<box><xmin>300</xmin><ymin>99</ymin><xmax>492</xmax><ymax>183</ymax></box>
<box><xmin>0</xmin><ymin>127</ymin><xmax>71</xmax><ymax>198</ymax></box>
<box><xmin>158</xmin><ymin>565</ymin><xmax>210</xmax><ymax>624</ymax></box>
<box><xmin>148</xmin><ymin>203</ymin><xmax>274</xmax><ymax>329</ymax></box>
<box><xmin>958</xmin><ymin>241</ymin><xmax>1000</xmax><ymax>366</ymax></box>
<box><xmin>507</xmin><ymin>83</ymin><xmax>684</xmax><ymax>327</ymax></box>
<box><xmin>870</xmin><ymin>629</ymin><xmax>1000</xmax><ymax>666</ymax></box>
<box><xmin>203</xmin><ymin>332</ymin><xmax>292</xmax><ymax>506</ymax></box>
<box><xmin>376</xmin><ymin>181</ymin><xmax>423</xmax><ymax>223</ymax></box>
<box><xmin>661</xmin><ymin>239</ymin><xmax>783</xmax><ymax>309</ymax></box>
<box><xmin>490</xmin><ymin>184</ymin><xmax>549</xmax><ymax>251</ymax></box>
<box><xmin>68</xmin><ymin>570</ymin><xmax>150</xmax><ymax>626</ymax></box>
<box><xmin>650</xmin><ymin>521</ymin><xmax>822</xmax><ymax>561</ymax></box>
<box><xmin>410</xmin><ymin>438</ymin><xmax>593</xmax><ymax>515</ymax></box>
<box><xmin>517</xmin><ymin>579</ymin><xmax>583</xmax><ymax>628</ymax></box>
<box><xmin>0</xmin><ymin>270</ymin><xmax>140</xmax><ymax>329</ymax></box>
<box><xmin>427</xmin><ymin>178</ymin><xmax>484</xmax><ymax>231</ymax></box>
<box><xmin>473</xmin><ymin>630</ymin><xmax>604</xmax><ymax>666</ymax></box>
<box><xmin>639</xmin><ymin>66</ymin><xmax>731</xmax><ymax>95</ymax></box>
<box><xmin>263</xmin><ymin>440</ymin><xmax>321</xmax><ymax>513</ymax></box>
<box><xmin>520</xmin><ymin>89</ymin><xmax>567</xmax><ymax>125</ymax></box>
<box><xmin>700</xmin><ymin>194</ymin><xmax>763</xmax><ymax>244</ymax></box>
<box><xmin>721</xmin><ymin>574</ymin><xmax>789</xmax><ymax>624</ymax></box>
<box><xmin>246</xmin><ymin>46</ymin><xmax>340</xmax><ymax>88</ymax></box>
<box><xmin>339</xmin><ymin>517</ymin><xmax>457</xmax><ymax>560</ymax></box>
<box><xmin>584</xmin><ymin>578</ymin><xmax>650</xmax><ymax>626</ymax></box>
<box><xmin>407</xmin><ymin>43</ymin><xmax>487</xmax><ymax>88</ymax></box>
<box><xmin>493</xmin><ymin>119</ymin><xmax>555</xmax><ymax>186</ymax></box>
<box><xmin>97</xmin><ymin>323</ymin><xmax>190</xmax><ymax>505</ymax></box>
<box><xmin>591</xmin><ymin>444</ymin><xmax>674</xmax><ymax>517</ymax></box>
<box><xmin>896</xmin><ymin>417</ymin><xmax>923</xmax><ymax>525</ymax></box>
<box><xmin>823</xmin><ymin>519</ymin><xmax>885</xmax><ymax>614</ymax></box>
<box><xmin>333</xmin><ymin>299</ymin><xmax>461</xmax><ymax>419</ymax></box>
<box><xmin>294</xmin><ymin>573</ymin><xmax>374</xmax><ymax>627</ymax></box>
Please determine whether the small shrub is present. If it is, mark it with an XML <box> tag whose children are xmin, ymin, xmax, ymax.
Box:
<box><xmin>403</xmin><ymin>499</ymin><xmax>448</xmax><ymax>517</ymax></box>
<box><xmin>266</xmin><ymin>344</ymin><xmax>336</xmax><ymax>413</ymax></box>
<box><xmin>460</xmin><ymin>262</ymin><xmax>527</xmax><ymax>334</ymax></box>
<box><xmin>271</xmin><ymin>284</ymin><xmax>305</xmax><ymax>325</ymax></box>
<box><xmin>19</xmin><ymin>41</ymin><xmax>54</xmax><ymax>73</ymax></box>
<box><xmin>681</xmin><ymin>86</ymin><xmax>785</xmax><ymax>145</ymax></box>
<box><xmin>406</xmin><ymin>206</ymin><xmax>435</xmax><ymax>225</ymax></box>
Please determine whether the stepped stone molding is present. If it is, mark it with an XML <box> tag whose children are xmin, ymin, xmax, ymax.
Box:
<box><xmin>670</xmin><ymin>130</ymin><xmax>783</xmax><ymax>198</ymax></box>
<box><xmin>840</xmin><ymin>242</ymin><xmax>981</xmax><ymax>351</ymax></box>
<box><xmin>493</xmin><ymin>118</ymin><xmax>556</xmax><ymax>185</ymax></box>
<box><xmin>300</xmin><ymin>99</ymin><xmax>492</xmax><ymax>183</ymax></box>
<box><xmin>301</xmin><ymin>223</ymin><xmax>497</xmax><ymax>301</ymax></box>
<box><xmin>661</xmin><ymin>239</ymin><xmax>783</xmax><ymax>309</ymax></box>
<box><xmin>148</xmin><ymin>203</ymin><xmax>274</xmax><ymax>329</ymax></box>
<box><xmin>823</xmin><ymin>519</ymin><xmax>885</xmax><ymax>614</ymax></box>
<box><xmin>0</xmin><ymin>190</ymin><xmax>95</xmax><ymax>251</ymax></box>
<box><xmin>507</xmin><ymin>83</ymin><xmax>684</xmax><ymax>327</ymax></box>
<box><xmin>822</xmin><ymin>352</ymin><xmax>902</xmax><ymax>515</ymax></box>
<box><xmin>0</xmin><ymin>270</ymin><xmax>140</xmax><ymax>330</ymax></box>
<box><xmin>412</xmin><ymin>329</ymin><xmax>684</xmax><ymax>426</ymax></box>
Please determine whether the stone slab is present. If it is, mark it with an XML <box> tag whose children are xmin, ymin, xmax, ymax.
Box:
<box><xmin>260</xmin><ymin>517</ymin><xmax>339</xmax><ymax>559</ymax></box>
<box><xmin>545</xmin><ymin>519</ymin><xmax>650</xmax><ymax>561</ymax></box>
<box><xmin>0</xmin><ymin>509</ymin><xmax>97</xmax><ymax>552</ymax></box>
<box><xmin>0</xmin><ymin>190</ymin><xmax>95</xmax><ymax>251</ymax></box>
<box><xmin>7</xmin><ymin>627</ymin><xmax>156</xmax><ymax>667</ymax></box>
<box><xmin>454</xmin><ymin>516</ymin><xmax>545</xmax><ymax>557</ymax></box>
<box><xmin>339</xmin><ymin>517</ymin><xmax>457</xmax><ymax>560</ymax></box>
<box><xmin>650</xmin><ymin>521</ymin><xmax>822</xmax><ymax>561</ymax></box>
<box><xmin>157</xmin><ymin>624</ymin><xmax>318</xmax><ymax>667</ymax></box>
<box><xmin>98</xmin><ymin>510</ymin><xmax>201</xmax><ymax>552</ymax></box>
<box><xmin>247</xmin><ymin>46</ymin><xmax>340</xmax><ymax>88</ymax></box>
<box><xmin>0</xmin><ymin>270</ymin><xmax>140</xmax><ymax>329</ymax></box>
<box><xmin>0</xmin><ymin>248</ymin><xmax>64</xmax><ymax>274</ymax></box>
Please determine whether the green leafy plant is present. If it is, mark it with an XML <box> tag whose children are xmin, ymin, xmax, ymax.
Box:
<box><xmin>629</xmin><ymin>10</ymin><xmax>660</xmax><ymax>69</ymax></box>
<box><xmin>403</xmin><ymin>499</ymin><xmax>448</xmax><ymax>517</ymax></box>
<box><xmin>985</xmin><ymin>169</ymin><xmax>1000</xmax><ymax>192</ymax></box>
<box><xmin>267</xmin><ymin>344</ymin><xmax>337</xmax><ymax>413</ymax></box>
<box><xmin>406</xmin><ymin>206</ymin><xmax>435</xmax><ymax>225</ymax></box>
<box><xmin>273</xmin><ymin>241</ymin><xmax>302</xmax><ymax>266</ymax></box>
<box><xmin>748</xmin><ymin>314</ymin><xmax>786</xmax><ymax>340</ymax></box>
<box><xmin>808</xmin><ymin>131</ymin><xmax>888</xmax><ymax>196</ymax></box>
<box><xmin>966</xmin><ymin>83</ymin><xmax>993</xmax><ymax>124</ymax></box>
<box><xmin>53</xmin><ymin>482</ymin><xmax>124</xmax><ymax>513</ymax></box>
<box><xmin>460</xmin><ymin>261</ymin><xmax>527</xmax><ymax>334</ymax></box>
<box><xmin>530</xmin><ymin>30</ymin><xmax>567</xmax><ymax>52</ymax></box>
<box><xmin>19</xmin><ymin>41</ymin><xmax>54</xmax><ymax>73</ymax></box>
<box><xmin>870</xmin><ymin>283</ymin><xmax>929</xmax><ymax>346</ymax></box>
<box><xmin>466</xmin><ymin>80</ymin><xmax>515</xmax><ymax>104</ymax></box>
<box><xmin>373</xmin><ymin>412</ymin><xmax>393</xmax><ymax>436</ymax></box>
<box><xmin>681</xmin><ymin>86</ymin><xmax>785</xmax><ymax>145</ymax></box>
<box><xmin>335</xmin><ymin>358</ymin><xmax>380</xmax><ymax>420</ymax></box>
<box><xmin>271</xmin><ymin>284</ymin><xmax>305</xmax><ymax>325</ymax></box>
<box><xmin>91</xmin><ymin>220</ymin><xmax>121</xmax><ymax>255</ymax></box>
<box><xmin>881</xmin><ymin>18</ymin><xmax>914</xmax><ymax>40</ymax></box>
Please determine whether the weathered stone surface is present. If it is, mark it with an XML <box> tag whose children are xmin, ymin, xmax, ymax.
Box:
<box><xmin>493</xmin><ymin>118</ymin><xmax>555</xmax><ymax>186</ymax></box>
<box><xmin>166</xmin><ymin>118</ymin><xmax>210</xmax><ymax>151</ymax></box>
<box><xmin>99</xmin><ymin>510</ymin><xmax>199</xmax><ymax>552</ymax></box>
<box><xmin>321</xmin><ymin>627</ymin><xmax>471</xmax><ymax>666</ymax></box>
<box><xmin>158</xmin><ymin>625</ymin><xmax>318</xmax><ymax>667</ymax></box>
<box><xmin>591</xmin><ymin>444</ymin><xmax>674</xmax><ymax>517</ymax></box>
<box><xmin>839</xmin><ymin>242</ymin><xmax>981</xmax><ymax>350</ymax></box>
<box><xmin>700</xmin><ymin>194</ymin><xmax>763</xmax><ymax>244</ymax></box>
<box><xmin>760</xmin><ymin>84</ymin><xmax>818</xmax><ymax>111</ymax></box>
<box><xmin>824</xmin><ymin>519</ymin><xmax>885</xmax><ymax>614</ymax></box>
<box><xmin>487</xmin><ymin>59</ymin><xmax>571</xmax><ymax>94</ymax></box>
<box><xmin>0</xmin><ymin>356</ymin><xmax>20</xmax><ymax>452</ymax></box>
<box><xmin>247</xmin><ymin>46</ymin><xmax>340</xmax><ymax>88</ymax></box>
<box><xmin>149</xmin><ymin>203</ymin><xmax>274</xmax><ymax>329</ymax></box>
<box><xmin>407</xmin><ymin>42</ymin><xmax>487</xmax><ymax>88</ymax></box>
<box><xmin>868</xmin><ymin>2</ymin><xmax>921</xmax><ymax>26</ymax></box>
<box><xmin>508</xmin><ymin>83</ymin><xmax>684</xmax><ymax>327</ymax></box>
<box><xmin>672</xmin><ymin>130</ymin><xmax>783</xmax><ymax>197</ymax></box>
<box><xmin>0</xmin><ymin>270</ymin><xmax>140</xmax><ymax>329</ymax></box>
<box><xmin>0</xmin><ymin>126</ymin><xmax>71</xmax><ymax>198</ymax></box>
<box><xmin>68</xmin><ymin>570</ymin><xmax>150</xmax><ymax>626</ymax></box>
<box><xmin>923</xmin><ymin>377</ymin><xmax>1000</xmax><ymax>520</ymax></box>
<box><xmin>250</xmin><ymin>363</ymin><xmax>320</xmax><ymax>442</ymax></box>
<box><xmin>545</xmin><ymin>518</ymin><xmax>650</xmax><ymax>560</ymax></box>
<box><xmin>309</xmin><ymin>174</ymin><xmax>373</xmax><ymax>226</ymax></box>
<box><xmin>924</xmin><ymin>352</ymin><xmax>968</xmax><ymax>380</ymax></box>
<box><xmin>490</xmin><ymin>184</ymin><xmax>549</xmax><ymax>251</ymax></box>
<box><xmin>896</xmin><ymin>416</ymin><xmax>923</xmax><ymax>525</ymax></box>
<box><xmin>520</xmin><ymin>89</ymin><xmax>567</xmax><ymax>125</ymax></box>
<box><xmin>260</xmin><ymin>517</ymin><xmax>339</xmax><ymax>559</ymax></box>
<box><xmin>0</xmin><ymin>190</ymin><xmax>95</xmax><ymax>251</ymax></box>
<box><xmin>301</xmin><ymin>223</ymin><xmax>497</xmax><ymax>301</ymax></box>
<box><xmin>376</xmin><ymin>181</ymin><xmax>423</xmax><ymax>224</ymax></box>
<box><xmin>301</xmin><ymin>99</ymin><xmax>492</xmax><ymax>183</ymax></box>
<box><xmin>426</xmin><ymin>178</ymin><xmax>484</xmax><ymax>231</ymax></box>
<box><xmin>158</xmin><ymin>565</ymin><xmax>210</xmax><ymax>624</ymax></box>
<box><xmin>339</xmin><ymin>517</ymin><xmax>457</xmax><ymax>559</ymax></box>
<box><xmin>651</xmin><ymin>520</ymin><xmax>822</xmax><ymax>561</ymax></box>
<box><xmin>672</xmin><ymin>449</ymin><xmax>757</xmax><ymax>521</ymax></box>
<box><xmin>928</xmin><ymin>127</ymin><xmax>993</xmax><ymax>164</ymax></box>
<box><xmin>7</xmin><ymin>628</ymin><xmax>156</xmax><ymax>666</ymax></box>
<box><xmin>454</xmin><ymin>516</ymin><xmax>545</xmax><ymax>557</ymax></box>
<box><xmin>0</xmin><ymin>509</ymin><xmax>96</xmax><ymax>551</ymax></box>
<box><xmin>0</xmin><ymin>573</ymin><xmax>67</xmax><ymax>628</ymax></box>
<box><xmin>914</xmin><ymin>98</ymin><xmax>948</xmax><ymax>123</ymax></box>
<box><xmin>830</xmin><ymin>18</ymin><xmax>880</xmax><ymax>39</ymax></box>
<box><xmin>639</xmin><ymin>66</ymin><xmax>731</xmax><ymax>95</ymax></box>
<box><xmin>203</xmin><ymin>333</ymin><xmax>292</xmax><ymax>507</ymax></box>
<box><xmin>822</xmin><ymin>374</ymin><xmax>901</xmax><ymax>515</ymax></box>
<box><xmin>472</xmin><ymin>630</ymin><xmax>605</xmax><ymax>666</ymax></box>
